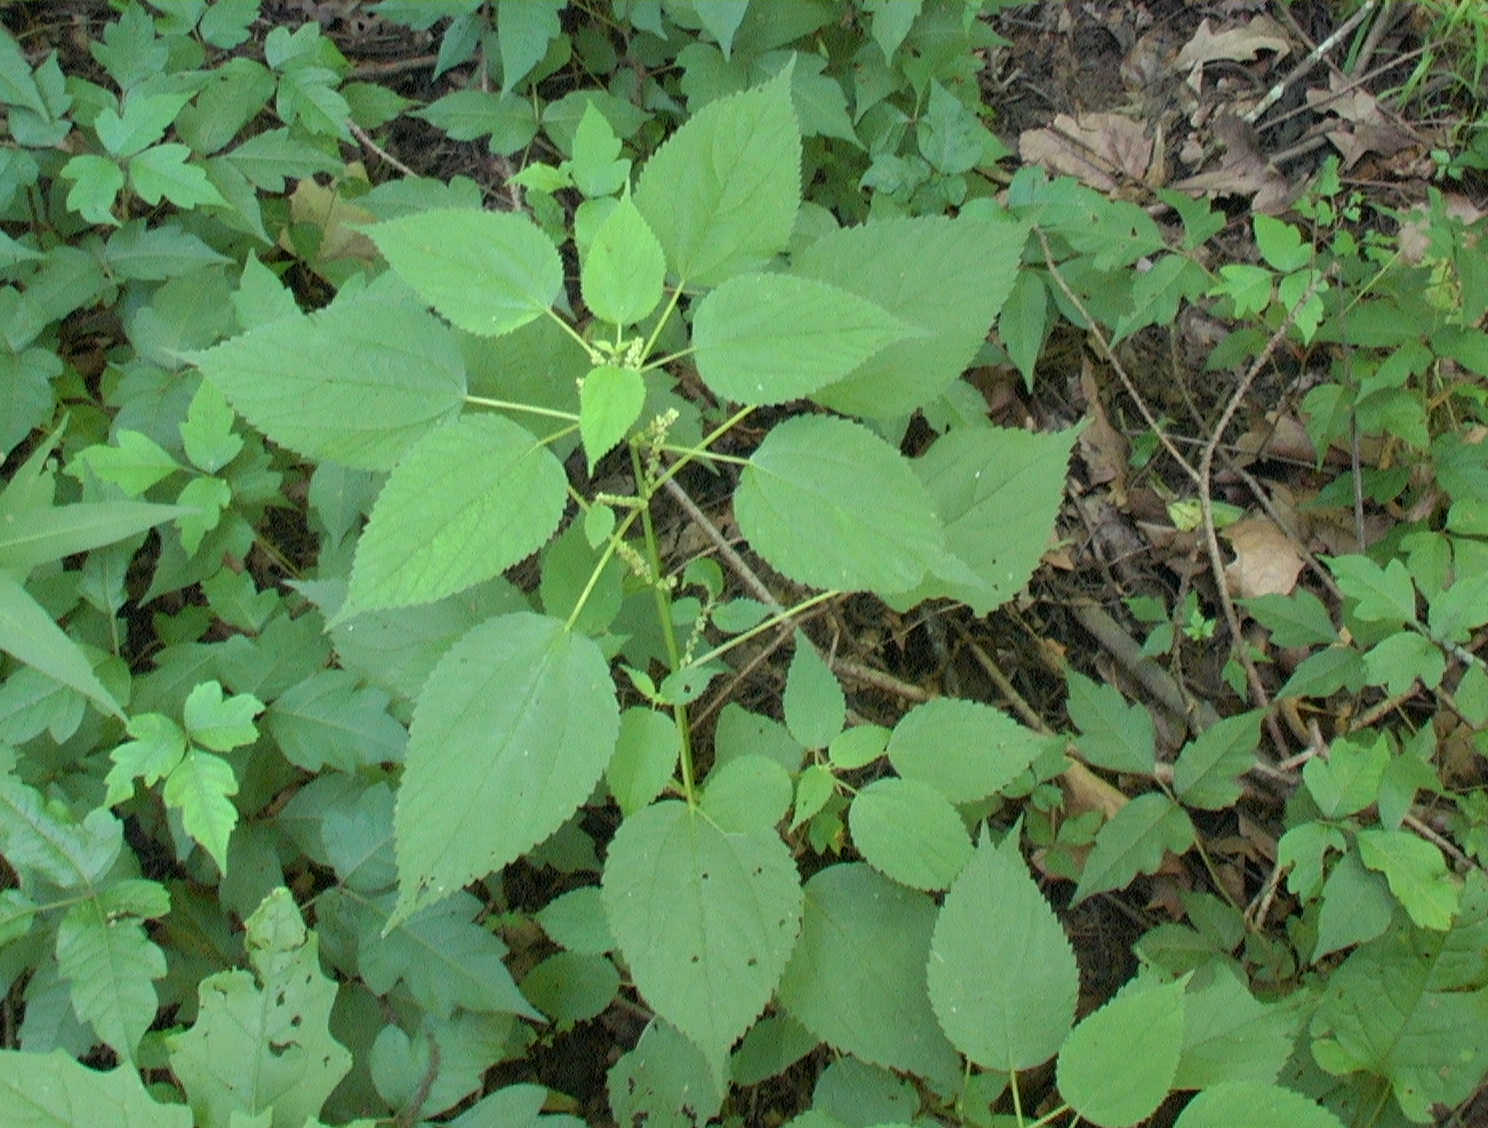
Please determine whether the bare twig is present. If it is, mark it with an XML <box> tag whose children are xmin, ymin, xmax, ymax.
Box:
<box><xmin>1246</xmin><ymin>1</ymin><xmax>1378</xmax><ymax>124</ymax></box>
<box><xmin>347</xmin><ymin>119</ymin><xmax>418</xmax><ymax>179</ymax></box>
<box><xmin>1198</xmin><ymin>269</ymin><xmax>1328</xmax><ymax>759</ymax></box>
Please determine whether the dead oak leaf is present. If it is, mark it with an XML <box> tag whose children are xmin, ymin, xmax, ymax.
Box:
<box><xmin>1224</xmin><ymin>516</ymin><xmax>1304</xmax><ymax>598</ymax></box>
<box><xmin>1172</xmin><ymin>112</ymin><xmax>1294</xmax><ymax>214</ymax></box>
<box><xmin>1019</xmin><ymin>112</ymin><xmax>1155</xmax><ymax>193</ymax></box>
<box><xmin>1174</xmin><ymin>15</ymin><xmax>1291</xmax><ymax>85</ymax></box>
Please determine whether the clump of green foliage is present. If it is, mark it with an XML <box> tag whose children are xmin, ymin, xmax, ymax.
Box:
<box><xmin>2</xmin><ymin>3</ymin><xmax>1488</xmax><ymax>1127</ymax></box>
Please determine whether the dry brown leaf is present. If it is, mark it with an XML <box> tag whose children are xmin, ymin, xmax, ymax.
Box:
<box><xmin>1172</xmin><ymin>112</ymin><xmax>1294</xmax><ymax>214</ymax></box>
<box><xmin>1019</xmin><ymin>112</ymin><xmax>1155</xmax><ymax>193</ymax></box>
<box><xmin>1078</xmin><ymin>359</ymin><xmax>1130</xmax><ymax>494</ymax></box>
<box><xmin>1306</xmin><ymin>76</ymin><xmax>1419</xmax><ymax>170</ymax></box>
<box><xmin>1174</xmin><ymin>15</ymin><xmax>1291</xmax><ymax>80</ymax></box>
<box><xmin>1224</xmin><ymin>516</ymin><xmax>1305</xmax><ymax>598</ymax></box>
<box><xmin>1062</xmin><ymin>759</ymin><xmax>1128</xmax><ymax>821</ymax></box>
<box><xmin>1398</xmin><ymin>193</ymin><xmax>1485</xmax><ymax>264</ymax></box>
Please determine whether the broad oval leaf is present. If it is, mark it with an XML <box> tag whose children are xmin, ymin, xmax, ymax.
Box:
<box><xmin>579</xmin><ymin>364</ymin><xmax>646</xmax><ymax>473</ymax></box>
<box><xmin>581</xmin><ymin>196</ymin><xmax>665</xmax><ymax>327</ymax></box>
<box><xmin>1073</xmin><ymin>793</ymin><xmax>1195</xmax><ymax>906</ymax></box>
<box><xmin>1058</xmin><ymin>976</ymin><xmax>1187</xmax><ymax>1128</ymax></box>
<box><xmin>1173</xmin><ymin>1082</ymin><xmax>1346</xmax><ymax>1128</ymax></box>
<box><xmin>194</xmin><ymin>281</ymin><xmax>466</xmax><ymax>471</ymax></box>
<box><xmin>887</xmin><ymin>697</ymin><xmax>1047</xmax><ymax>804</ymax></box>
<box><xmin>895</xmin><ymin>424</ymin><xmax>1078</xmax><ymax>615</ymax></box>
<box><xmin>849</xmin><ymin>777</ymin><xmax>971</xmax><ymax>892</ymax></box>
<box><xmin>778</xmin><ymin>863</ymin><xmax>961</xmax><ymax>1085</ymax></box>
<box><xmin>734</xmin><ymin>415</ymin><xmax>946</xmax><ymax>594</ymax></box>
<box><xmin>345</xmin><ymin>415</ymin><xmax>567</xmax><ymax>617</ymax></box>
<box><xmin>927</xmin><ymin>829</ymin><xmax>1078</xmax><ymax>1071</ymax></box>
<box><xmin>394</xmin><ymin>614</ymin><xmax>620</xmax><ymax>923</ymax></box>
<box><xmin>634</xmin><ymin>69</ymin><xmax>800</xmax><ymax>287</ymax></box>
<box><xmin>795</xmin><ymin>213</ymin><xmax>1029</xmax><ymax>418</ymax></box>
<box><xmin>693</xmin><ymin>274</ymin><xmax>917</xmax><ymax>406</ymax></box>
<box><xmin>601</xmin><ymin>799</ymin><xmax>803</xmax><ymax>1065</ymax></box>
<box><xmin>364</xmin><ymin>208</ymin><xmax>563</xmax><ymax>337</ymax></box>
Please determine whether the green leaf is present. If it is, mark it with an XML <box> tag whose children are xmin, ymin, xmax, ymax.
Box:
<box><xmin>1173</xmin><ymin>1082</ymin><xmax>1346</xmax><ymax>1128</ymax></box>
<box><xmin>579</xmin><ymin>364</ymin><xmax>646</xmax><ymax>472</ymax></box>
<box><xmin>70</xmin><ymin>432</ymin><xmax>180</xmax><ymax>497</ymax></box>
<box><xmin>607</xmin><ymin>1019</ymin><xmax>726</xmax><ymax>1128</ymax></box>
<box><xmin>1173</xmin><ymin>969</ymin><xmax>1301</xmax><ymax>1089</ymax></box>
<box><xmin>412</xmin><ymin>90</ymin><xmax>537</xmax><ymax>151</ymax></box>
<box><xmin>927</xmin><ymin>828</ymin><xmax>1078</xmax><ymax>1071</ymax></box>
<box><xmin>779</xmin><ymin>863</ymin><xmax>960</xmax><ymax>1084</ymax></box>
<box><xmin>0</xmin><ymin>571</ymin><xmax>124</xmax><ymax>717</ymax></box>
<box><xmin>1066</xmin><ymin>669</ymin><xmax>1156</xmax><ymax>776</ymax></box>
<box><xmin>690</xmin><ymin>0</ymin><xmax>749</xmax><ymax>58</ymax></box>
<box><xmin>162</xmin><ymin>749</ymin><xmax>239</xmax><ymax>873</ymax></box>
<box><xmin>175</xmin><ymin>475</ymin><xmax>231</xmax><ymax>555</ymax></box>
<box><xmin>1058</xmin><ymin>975</ymin><xmax>1186</xmax><ymax>1128</ymax></box>
<box><xmin>1302</xmin><ymin>732</ymin><xmax>1390</xmax><ymax>819</ymax></box>
<box><xmin>999</xmin><ymin>268</ymin><xmax>1049</xmax><ymax>386</ymax></box>
<box><xmin>523</xmin><ymin>951</ymin><xmax>620</xmax><ymax>1026</ymax></box>
<box><xmin>194</xmin><ymin>282</ymin><xmax>466</xmax><ymax>471</ymax></box>
<box><xmin>129</xmin><ymin>144</ymin><xmax>227</xmax><ymax>209</ymax></box>
<box><xmin>634</xmin><ymin>69</ymin><xmax>800</xmax><ymax>287</ymax></box>
<box><xmin>607</xmin><ymin>707</ymin><xmax>680</xmax><ymax>817</ymax></box>
<box><xmin>1172</xmin><ymin>711</ymin><xmax>1261</xmax><ymax>810</ymax></box>
<box><xmin>1327</xmin><ymin>555</ymin><xmax>1416</xmax><ymax>625</ymax></box>
<box><xmin>59</xmin><ymin>155</ymin><xmax>124</xmax><ymax>226</ymax></box>
<box><xmin>0</xmin><ymin>499</ymin><xmax>188</xmax><ymax>576</ymax></box>
<box><xmin>345</xmin><ymin>415</ymin><xmax>567</xmax><ymax>616</ymax></box>
<box><xmin>537</xmin><ymin>885</ymin><xmax>615</xmax><ymax>956</ymax></box>
<box><xmin>916</xmin><ymin>81</ymin><xmax>988</xmax><ymax>175</ymax></box>
<box><xmin>95</xmin><ymin>92</ymin><xmax>192</xmax><ymax>158</ymax></box>
<box><xmin>56</xmin><ymin>901</ymin><xmax>166</xmax><ymax>1064</ymax></box>
<box><xmin>395</xmin><ymin>614</ymin><xmax>620</xmax><ymax>922</ymax></box>
<box><xmin>358</xmin><ymin>892</ymin><xmax>543</xmax><ymax>1020</ymax></box>
<box><xmin>0</xmin><ymin>1049</ymin><xmax>192</xmax><ymax>1128</ymax></box>
<box><xmin>828</xmin><ymin>724</ymin><xmax>889</xmax><ymax>770</ymax></box>
<box><xmin>179</xmin><ymin>380</ymin><xmax>242</xmax><ymax>472</ymax></box>
<box><xmin>701</xmin><ymin>755</ymin><xmax>793</xmax><ymax>834</ymax></box>
<box><xmin>1363</xmin><ymin>631</ymin><xmax>1445</xmax><ymax>695</ymax></box>
<box><xmin>1112</xmin><ymin>254</ymin><xmax>1211</xmax><ymax>344</ymax></box>
<box><xmin>105</xmin><ymin>712</ymin><xmax>187</xmax><ymax>804</ymax></box>
<box><xmin>887</xmin><ymin>696</ymin><xmax>1047</xmax><ymax>804</ymax></box>
<box><xmin>795</xmin><ymin>214</ymin><xmax>1029</xmax><ymax>418</ymax></box>
<box><xmin>183</xmin><ymin>680</ymin><xmax>263</xmax><ymax>752</ymax></box>
<box><xmin>224</xmin><ymin>127</ymin><xmax>341</xmax><ymax>191</ymax></box>
<box><xmin>1073</xmin><ymin>793</ymin><xmax>1195</xmax><ymax>905</ymax></box>
<box><xmin>850</xmin><ymin>777</ymin><xmax>970</xmax><ymax>891</ymax></box>
<box><xmin>734</xmin><ymin>415</ymin><xmax>946</xmax><ymax>593</ymax></box>
<box><xmin>496</xmin><ymin>0</ymin><xmax>562</xmax><ymax>91</ymax></box>
<box><xmin>1311</xmin><ymin>903</ymin><xmax>1488</xmax><ymax>1122</ymax></box>
<box><xmin>266</xmin><ymin>670</ymin><xmax>408</xmax><ymax>772</ymax></box>
<box><xmin>1314</xmin><ymin>847</ymin><xmax>1395</xmax><ymax>961</ymax></box>
<box><xmin>568</xmin><ymin>103</ymin><xmax>631</xmax><ymax>196</ymax></box>
<box><xmin>105</xmin><ymin>221</ymin><xmax>231</xmax><ymax>281</ymax></box>
<box><xmin>1356</xmin><ymin>827</ymin><xmax>1459</xmax><ymax>930</ymax></box>
<box><xmin>1242</xmin><ymin>589</ymin><xmax>1337</xmax><ymax>647</ymax></box>
<box><xmin>693</xmin><ymin>273</ymin><xmax>918</xmax><ymax>406</ymax></box>
<box><xmin>783</xmin><ymin>636</ymin><xmax>845</xmax><ymax>749</ymax></box>
<box><xmin>896</xmin><ymin>425</ymin><xmax>1078</xmax><ymax>614</ymax></box>
<box><xmin>0</xmin><ymin>27</ymin><xmax>47</xmax><ymax>115</ymax></box>
<box><xmin>581</xmin><ymin>196</ymin><xmax>663</xmax><ymax>327</ymax></box>
<box><xmin>0</xmin><ymin>775</ymin><xmax>122</xmax><ymax>889</ymax></box>
<box><xmin>169</xmin><ymin>888</ymin><xmax>351</xmax><ymax>1128</ymax></box>
<box><xmin>602</xmin><ymin>799</ymin><xmax>803</xmax><ymax>1066</ymax></box>
<box><xmin>1254</xmin><ymin>214</ymin><xmax>1311</xmax><ymax>273</ymax></box>
<box><xmin>1213</xmin><ymin>263</ymin><xmax>1275</xmax><ymax>318</ymax></box>
<box><xmin>364</xmin><ymin>208</ymin><xmax>563</xmax><ymax>338</ymax></box>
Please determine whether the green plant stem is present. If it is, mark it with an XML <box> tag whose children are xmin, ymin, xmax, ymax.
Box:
<box><xmin>463</xmin><ymin>394</ymin><xmax>580</xmax><ymax>422</ymax></box>
<box><xmin>642</xmin><ymin>283</ymin><xmax>687</xmax><ymax>360</ymax></box>
<box><xmin>630</xmin><ymin>443</ymin><xmax>698</xmax><ymax>805</ymax></box>
<box><xmin>685</xmin><ymin>589</ymin><xmax>842</xmax><ymax>670</ymax></box>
